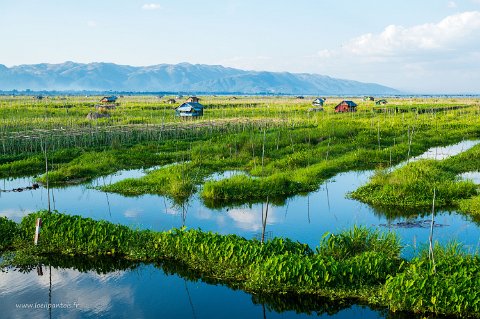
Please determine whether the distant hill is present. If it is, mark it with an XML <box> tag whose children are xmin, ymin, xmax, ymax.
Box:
<box><xmin>0</xmin><ymin>62</ymin><xmax>400</xmax><ymax>95</ymax></box>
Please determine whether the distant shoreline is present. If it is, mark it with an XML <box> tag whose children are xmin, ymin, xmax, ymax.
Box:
<box><xmin>1</xmin><ymin>90</ymin><xmax>479</xmax><ymax>97</ymax></box>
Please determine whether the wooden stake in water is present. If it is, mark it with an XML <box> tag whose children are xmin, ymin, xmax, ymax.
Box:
<box><xmin>429</xmin><ymin>188</ymin><xmax>436</xmax><ymax>273</ymax></box>
<box><xmin>41</xmin><ymin>138</ymin><xmax>51</xmax><ymax>213</ymax></box>
<box><xmin>34</xmin><ymin>218</ymin><xmax>42</xmax><ymax>245</ymax></box>
<box><xmin>429</xmin><ymin>146</ymin><xmax>438</xmax><ymax>273</ymax></box>
<box><xmin>261</xmin><ymin>197</ymin><xmax>269</xmax><ymax>244</ymax></box>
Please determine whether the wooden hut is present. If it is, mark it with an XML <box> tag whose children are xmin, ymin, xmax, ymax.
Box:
<box><xmin>100</xmin><ymin>96</ymin><xmax>117</xmax><ymax>103</ymax></box>
<box><xmin>185</xmin><ymin>96</ymin><xmax>200</xmax><ymax>103</ymax></box>
<box><xmin>375</xmin><ymin>99</ymin><xmax>388</xmax><ymax>105</ymax></box>
<box><xmin>312</xmin><ymin>97</ymin><xmax>325</xmax><ymax>107</ymax></box>
<box><xmin>175</xmin><ymin>102</ymin><xmax>204</xmax><ymax>117</ymax></box>
<box><xmin>335</xmin><ymin>100</ymin><xmax>357</xmax><ymax>113</ymax></box>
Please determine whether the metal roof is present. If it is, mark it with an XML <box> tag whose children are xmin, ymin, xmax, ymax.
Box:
<box><xmin>176</xmin><ymin>102</ymin><xmax>204</xmax><ymax>110</ymax></box>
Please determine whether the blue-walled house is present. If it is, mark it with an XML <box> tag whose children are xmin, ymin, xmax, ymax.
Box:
<box><xmin>175</xmin><ymin>102</ymin><xmax>204</xmax><ymax>117</ymax></box>
<box><xmin>312</xmin><ymin>97</ymin><xmax>326</xmax><ymax>107</ymax></box>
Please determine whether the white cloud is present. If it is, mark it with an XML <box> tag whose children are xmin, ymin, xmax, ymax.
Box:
<box><xmin>227</xmin><ymin>208</ymin><xmax>262</xmax><ymax>231</ymax></box>
<box><xmin>142</xmin><ymin>3</ymin><xmax>161</xmax><ymax>10</ymax></box>
<box><xmin>448</xmin><ymin>1</ymin><xmax>457</xmax><ymax>8</ymax></box>
<box><xmin>124</xmin><ymin>209</ymin><xmax>142</xmax><ymax>218</ymax></box>
<box><xmin>340</xmin><ymin>11</ymin><xmax>480</xmax><ymax>57</ymax></box>
<box><xmin>226</xmin><ymin>206</ymin><xmax>279</xmax><ymax>231</ymax></box>
<box><xmin>0</xmin><ymin>208</ymin><xmax>32</xmax><ymax>222</ymax></box>
<box><xmin>311</xmin><ymin>11</ymin><xmax>480</xmax><ymax>92</ymax></box>
<box><xmin>0</xmin><ymin>268</ymin><xmax>132</xmax><ymax>317</ymax></box>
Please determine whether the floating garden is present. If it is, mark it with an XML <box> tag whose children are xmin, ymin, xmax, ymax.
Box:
<box><xmin>1</xmin><ymin>95</ymin><xmax>480</xmax><ymax>317</ymax></box>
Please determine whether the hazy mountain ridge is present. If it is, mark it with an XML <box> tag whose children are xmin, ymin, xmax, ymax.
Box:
<box><xmin>0</xmin><ymin>62</ymin><xmax>400</xmax><ymax>94</ymax></box>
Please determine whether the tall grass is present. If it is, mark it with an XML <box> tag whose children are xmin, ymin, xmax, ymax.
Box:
<box><xmin>350</xmin><ymin>144</ymin><xmax>480</xmax><ymax>213</ymax></box>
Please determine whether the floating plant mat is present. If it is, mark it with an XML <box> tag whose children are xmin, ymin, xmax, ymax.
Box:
<box><xmin>379</xmin><ymin>220</ymin><xmax>449</xmax><ymax>229</ymax></box>
<box><xmin>0</xmin><ymin>183</ymin><xmax>40</xmax><ymax>193</ymax></box>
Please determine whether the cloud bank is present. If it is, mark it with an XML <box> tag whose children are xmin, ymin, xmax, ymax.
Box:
<box><xmin>343</xmin><ymin>11</ymin><xmax>480</xmax><ymax>57</ymax></box>
<box><xmin>316</xmin><ymin>11</ymin><xmax>480</xmax><ymax>93</ymax></box>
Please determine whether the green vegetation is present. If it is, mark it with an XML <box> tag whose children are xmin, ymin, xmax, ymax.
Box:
<box><xmin>0</xmin><ymin>216</ymin><xmax>18</xmax><ymax>251</ymax></box>
<box><xmin>0</xmin><ymin>148</ymin><xmax>83</xmax><ymax>179</ymax></box>
<box><xmin>350</xmin><ymin>143</ymin><xmax>480</xmax><ymax>214</ymax></box>
<box><xmin>1</xmin><ymin>96</ymin><xmax>479</xmax><ymax>210</ymax></box>
<box><xmin>35</xmin><ymin>144</ymin><xmax>166</xmax><ymax>184</ymax></box>
<box><xmin>2</xmin><ymin>96</ymin><xmax>480</xmax><ymax>317</ymax></box>
<box><xmin>101</xmin><ymin>162</ymin><xmax>214</xmax><ymax>203</ymax></box>
<box><xmin>382</xmin><ymin>244</ymin><xmax>480</xmax><ymax>317</ymax></box>
<box><xmin>2</xmin><ymin>211</ymin><xmax>480</xmax><ymax>317</ymax></box>
<box><xmin>459</xmin><ymin>195</ymin><xmax>480</xmax><ymax>216</ymax></box>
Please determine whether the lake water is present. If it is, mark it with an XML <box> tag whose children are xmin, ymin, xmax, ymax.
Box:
<box><xmin>1</xmin><ymin>140</ymin><xmax>479</xmax><ymax>318</ymax></box>
<box><xmin>0</xmin><ymin>263</ymin><xmax>397</xmax><ymax>319</ymax></box>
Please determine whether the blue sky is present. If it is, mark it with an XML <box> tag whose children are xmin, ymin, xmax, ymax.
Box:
<box><xmin>1</xmin><ymin>0</ymin><xmax>480</xmax><ymax>93</ymax></box>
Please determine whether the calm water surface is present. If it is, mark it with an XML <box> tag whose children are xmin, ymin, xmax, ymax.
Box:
<box><xmin>1</xmin><ymin>140</ymin><xmax>479</xmax><ymax>318</ymax></box>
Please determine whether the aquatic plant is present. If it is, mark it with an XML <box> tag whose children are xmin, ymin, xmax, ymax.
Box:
<box><xmin>0</xmin><ymin>217</ymin><xmax>18</xmax><ymax>251</ymax></box>
<box><xmin>2</xmin><ymin>211</ymin><xmax>480</xmax><ymax>317</ymax></box>
<box><xmin>381</xmin><ymin>243</ymin><xmax>480</xmax><ymax>317</ymax></box>
<box><xmin>459</xmin><ymin>195</ymin><xmax>480</xmax><ymax>216</ymax></box>
<box><xmin>317</xmin><ymin>226</ymin><xmax>401</xmax><ymax>260</ymax></box>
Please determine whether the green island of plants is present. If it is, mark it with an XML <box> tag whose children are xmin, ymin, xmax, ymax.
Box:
<box><xmin>1</xmin><ymin>211</ymin><xmax>479</xmax><ymax>318</ymax></box>
<box><xmin>350</xmin><ymin>143</ymin><xmax>480</xmax><ymax>215</ymax></box>
<box><xmin>1</xmin><ymin>96</ymin><xmax>479</xmax><ymax>211</ymax></box>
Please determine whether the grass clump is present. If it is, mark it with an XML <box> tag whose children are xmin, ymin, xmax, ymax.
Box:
<box><xmin>317</xmin><ymin>226</ymin><xmax>401</xmax><ymax>260</ymax></box>
<box><xmin>7</xmin><ymin>212</ymin><xmax>402</xmax><ymax>291</ymax></box>
<box><xmin>101</xmin><ymin>162</ymin><xmax>214</xmax><ymax>203</ymax></box>
<box><xmin>35</xmin><ymin>144</ymin><xmax>169</xmax><ymax>185</ymax></box>
<box><xmin>0</xmin><ymin>148</ymin><xmax>83</xmax><ymax>179</ymax></box>
<box><xmin>350</xmin><ymin>144</ymin><xmax>480</xmax><ymax>211</ymax></box>
<box><xmin>18</xmin><ymin>211</ymin><xmax>151</xmax><ymax>257</ymax></box>
<box><xmin>201</xmin><ymin>173</ymin><xmax>305</xmax><ymax>203</ymax></box>
<box><xmin>458</xmin><ymin>195</ymin><xmax>480</xmax><ymax>216</ymax></box>
<box><xmin>246</xmin><ymin>226</ymin><xmax>403</xmax><ymax>294</ymax></box>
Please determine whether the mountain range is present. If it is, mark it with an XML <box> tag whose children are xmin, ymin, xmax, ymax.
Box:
<box><xmin>0</xmin><ymin>62</ymin><xmax>400</xmax><ymax>95</ymax></box>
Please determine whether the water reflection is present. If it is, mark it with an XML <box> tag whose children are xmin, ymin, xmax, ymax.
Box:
<box><xmin>0</xmin><ymin>141</ymin><xmax>479</xmax><ymax>253</ymax></box>
<box><xmin>411</xmin><ymin>140</ymin><xmax>480</xmax><ymax>161</ymax></box>
<box><xmin>2</xmin><ymin>141</ymin><xmax>479</xmax><ymax>318</ymax></box>
<box><xmin>1</xmin><ymin>258</ymin><xmax>136</xmax><ymax>318</ymax></box>
<box><xmin>0</xmin><ymin>254</ymin><xmax>455</xmax><ymax>319</ymax></box>
<box><xmin>1</xmin><ymin>171</ymin><xmax>479</xmax><ymax>258</ymax></box>
<box><xmin>458</xmin><ymin>171</ymin><xmax>480</xmax><ymax>184</ymax></box>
